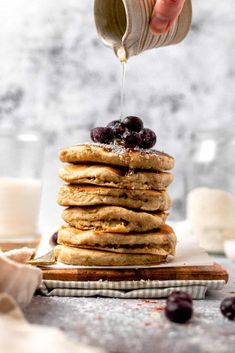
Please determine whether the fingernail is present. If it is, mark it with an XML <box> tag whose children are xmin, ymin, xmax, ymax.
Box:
<box><xmin>150</xmin><ymin>14</ymin><xmax>169</xmax><ymax>34</ymax></box>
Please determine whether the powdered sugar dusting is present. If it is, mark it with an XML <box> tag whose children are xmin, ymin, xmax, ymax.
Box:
<box><xmin>80</xmin><ymin>143</ymin><xmax>173</xmax><ymax>159</ymax></box>
<box><xmin>24</xmin><ymin>294</ymin><xmax>235</xmax><ymax>353</ymax></box>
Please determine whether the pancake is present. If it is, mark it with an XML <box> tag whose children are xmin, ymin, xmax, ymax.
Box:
<box><xmin>58</xmin><ymin>185</ymin><xmax>171</xmax><ymax>211</ymax></box>
<box><xmin>57</xmin><ymin>225</ymin><xmax>176</xmax><ymax>256</ymax></box>
<box><xmin>59</xmin><ymin>164</ymin><xmax>173</xmax><ymax>190</ymax></box>
<box><xmin>54</xmin><ymin>246</ymin><xmax>168</xmax><ymax>266</ymax></box>
<box><xmin>59</xmin><ymin>143</ymin><xmax>174</xmax><ymax>171</ymax></box>
<box><xmin>62</xmin><ymin>206</ymin><xmax>167</xmax><ymax>233</ymax></box>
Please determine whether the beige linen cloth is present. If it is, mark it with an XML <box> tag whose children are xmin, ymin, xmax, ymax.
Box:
<box><xmin>0</xmin><ymin>248</ymin><xmax>104</xmax><ymax>353</ymax></box>
<box><xmin>0</xmin><ymin>248</ymin><xmax>42</xmax><ymax>306</ymax></box>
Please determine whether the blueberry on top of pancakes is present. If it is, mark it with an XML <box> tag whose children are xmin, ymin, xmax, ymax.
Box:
<box><xmin>90</xmin><ymin>116</ymin><xmax>157</xmax><ymax>149</ymax></box>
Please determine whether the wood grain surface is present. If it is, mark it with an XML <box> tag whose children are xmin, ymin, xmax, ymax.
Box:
<box><xmin>42</xmin><ymin>262</ymin><xmax>228</xmax><ymax>282</ymax></box>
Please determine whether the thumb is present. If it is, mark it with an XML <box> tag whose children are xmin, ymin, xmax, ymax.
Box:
<box><xmin>150</xmin><ymin>0</ymin><xmax>186</xmax><ymax>34</ymax></box>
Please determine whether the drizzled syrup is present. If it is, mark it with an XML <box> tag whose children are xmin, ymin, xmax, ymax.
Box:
<box><xmin>120</xmin><ymin>61</ymin><xmax>127</xmax><ymax>119</ymax></box>
<box><xmin>117</xmin><ymin>46</ymin><xmax>127</xmax><ymax>119</ymax></box>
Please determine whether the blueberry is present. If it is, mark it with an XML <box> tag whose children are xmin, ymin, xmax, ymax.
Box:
<box><xmin>123</xmin><ymin>116</ymin><xmax>143</xmax><ymax>132</ymax></box>
<box><xmin>167</xmin><ymin>291</ymin><xmax>193</xmax><ymax>305</ymax></box>
<box><xmin>107</xmin><ymin>120</ymin><xmax>126</xmax><ymax>138</ymax></box>
<box><xmin>139</xmin><ymin>128</ymin><xmax>157</xmax><ymax>149</ymax></box>
<box><xmin>123</xmin><ymin>131</ymin><xmax>141</xmax><ymax>148</ymax></box>
<box><xmin>220</xmin><ymin>297</ymin><xmax>235</xmax><ymax>321</ymax></box>
<box><xmin>50</xmin><ymin>231</ymin><xmax>58</xmax><ymax>246</ymax></box>
<box><xmin>165</xmin><ymin>300</ymin><xmax>193</xmax><ymax>324</ymax></box>
<box><xmin>107</xmin><ymin>120</ymin><xmax>121</xmax><ymax>129</ymax></box>
<box><xmin>90</xmin><ymin>127</ymin><xmax>114</xmax><ymax>144</ymax></box>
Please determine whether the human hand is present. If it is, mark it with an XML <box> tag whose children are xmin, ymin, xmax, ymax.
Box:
<box><xmin>150</xmin><ymin>0</ymin><xmax>186</xmax><ymax>34</ymax></box>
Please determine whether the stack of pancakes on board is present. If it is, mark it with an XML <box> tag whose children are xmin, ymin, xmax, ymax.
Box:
<box><xmin>54</xmin><ymin>143</ymin><xmax>176</xmax><ymax>266</ymax></box>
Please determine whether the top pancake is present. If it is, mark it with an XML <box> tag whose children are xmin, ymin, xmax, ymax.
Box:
<box><xmin>59</xmin><ymin>143</ymin><xmax>174</xmax><ymax>171</ymax></box>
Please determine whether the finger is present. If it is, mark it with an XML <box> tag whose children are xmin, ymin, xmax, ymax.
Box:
<box><xmin>150</xmin><ymin>0</ymin><xmax>186</xmax><ymax>34</ymax></box>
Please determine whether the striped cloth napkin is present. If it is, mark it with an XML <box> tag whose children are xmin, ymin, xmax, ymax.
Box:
<box><xmin>40</xmin><ymin>278</ymin><xmax>225</xmax><ymax>299</ymax></box>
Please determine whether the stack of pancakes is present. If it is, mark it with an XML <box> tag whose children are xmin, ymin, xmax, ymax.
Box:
<box><xmin>54</xmin><ymin>143</ymin><xmax>176</xmax><ymax>266</ymax></box>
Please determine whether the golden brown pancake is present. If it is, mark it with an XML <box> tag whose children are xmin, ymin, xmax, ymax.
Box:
<box><xmin>59</xmin><ymin>164</ymin><xmax>173</xmax><ymax>190</ymax></box>
<box><xmin>54</xmin><ymin>246</ymin><xmax>168</xmax><ymax>266</ymax></box>
<box><xmin>58</xmin><ymin>185</ymin><xmax>171</xmax><ymax>211</ymax></box>
<box><xmin>57</xmin><ymin>225</ymin><xmax>176</xmax><ymax>256</ymax></box>
<box><xmin>62</xmin><ymin>206</ymin><xmax>167</xmax><ymax>233</ymax></box>
<box><xmin>59</xmin><ymin>144</ymin><xmax>174</xmax><ymax>171</ymax></box>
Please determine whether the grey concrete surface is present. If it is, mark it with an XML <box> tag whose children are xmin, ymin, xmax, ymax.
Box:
<box><xmin>24</xmin><ymin>257</ymin><xmax>235</xmax><ymax>353</ymax></box>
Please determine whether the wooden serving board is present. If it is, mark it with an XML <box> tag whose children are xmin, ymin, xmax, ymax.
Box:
<box><xmin>42</xmin><ymin>262</ymin><xmax>229</xmax><ymax>282</ymax></box>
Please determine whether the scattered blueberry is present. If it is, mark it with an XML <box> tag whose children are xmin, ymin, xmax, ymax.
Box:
<box><xmin>90</xmin><ymin>127</ymin><xmax>114</xmax><ymax>144</ymax></box>
<box><xmin>50</xmin><ymin>231</ymin><xmax>58</xmax><ymax>246</ymax></box>
<box><xmin>123</xmin><ymin>131</ymin><xmax>141</xmax><ymax>148</ymax></box>
<box><xmin>139</xmin><ymin>128</ymin><xmax>156</xmax><ymax>149</ymax></box>
<box><xmin>220</xmin><ymin>297</ymin><xmax>235</xmax><ymax>321</ymax></box>
<box><xmin>165</xmin><ymin>300</ymin><xmax>193</xmax><ymax>324</ymax></box>
<box><xmin>123</xmin><ymin>116</ymin><xmax>143</xmax><ymax>132</ymax></box>
<box><xmin>107</xmin><ymin>120</ymin><xmax>126</xmax><ymax>138</ymax></box>
<box><xmin>167</xmin><ymin>291</ymin><xmax>193</xmax><ymax>305</ymax></box>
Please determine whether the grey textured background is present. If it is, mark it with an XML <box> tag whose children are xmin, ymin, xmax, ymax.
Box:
<box><xmin>0</xmin><ymin>0</ymin><xmax>235</xmax><ymax>227</ymax></box>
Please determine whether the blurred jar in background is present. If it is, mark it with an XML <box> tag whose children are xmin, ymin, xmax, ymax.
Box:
<box><xmin>186</xmin><ymin>129</ymin><xmax>235</xmax><ymax>254</ymax></box>
<box><xmin>0</xmin><ymin>130</ymin><xmax>44</xmax><ymax>250</ymax></box>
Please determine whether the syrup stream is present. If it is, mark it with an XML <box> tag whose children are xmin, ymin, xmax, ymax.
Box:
<box><xmin>117</xmin><ymin>46</ymin><xmax>128</xmax><ymax>119</ymax></box>
<box><xmin>120</xmin><ymin>61</ymin><xmax>127</xmax><ymax>119</ymax></box>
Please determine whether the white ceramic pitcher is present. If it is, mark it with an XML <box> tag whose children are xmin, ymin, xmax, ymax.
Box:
<box><xmin>94</xmin><ymin>0</ymin><xmax>192</xmax><ymax>61</ymax></box>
